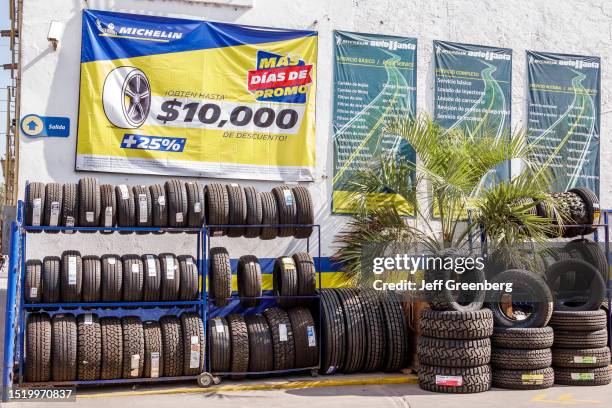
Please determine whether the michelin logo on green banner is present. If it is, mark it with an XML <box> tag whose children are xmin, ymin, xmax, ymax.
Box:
<box><xmin>527</xmin><ymin>51</ymin><xmax>600</xmax><ymax>196</ymax></box>
<box><xmin>332</xmin><ymin>31</ymin><xmax>417</xmax><ymax>215</ymax></box>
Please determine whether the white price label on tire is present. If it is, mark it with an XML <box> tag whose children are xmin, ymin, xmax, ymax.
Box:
<box><xmin>307</xmin><ymin>325</ymin><xmax>316</xmax><ymax>347</ymax></box>
<box><xmin>175</xmin><ymin>212</ymin><xmax>183</xmax><ymax>223</ymax></box>
<box><xmin>194</xmin><ymin>202</ymin><xmax>202</xmax><ymax>213</ymax></box>
<box><xmin>189</xmin><ymin>336</ymin><xmax>200</xmax><ymax>368</ymax></box>
<box><xmin>215</xmin><ymin>319</ymin><xmax>224</xmax><ymax>333</ymax></box>
<box><xmin>84</xmin><ymin>314</ymin><xmax>93</xmax><ymax>325</ymax></box>
<box><xmin>150</xmin><ymin>352</ymin><xmax>160</xmax><ymax>378</ymax></box>
<box><xmin>29</xmin><ymin>287</ymin><xmax>38</xmax><ymax>299</ymax></box>
<box><xmin>68</xmin><ymin>256</ymin><xmax>77</xmax><ymax>285</ymax></box>
<box><xmin>146</xmin><ymin>256</ymin><xmax>157</xmax><ymax>277</ymax></box>
<box><xmin>32</xmin><ymin>198</ymin><xmax>42</xmax><ymax>226</ymax></box>
<box><xmin>571</xmin><ymin>372</ymin><xmax>595</xmax><ymax>380</ymax></box>
<box><xmin>130</xmin><ymin>354</ymin><xmax>140</xmax><ymax>377</ymax></box>
<box><xmin>166</xmin><ymin>257</ymin><xmax>175</xmax><ymax>279</ymax></box>
<box><xmin>158</xmin><ymin>195</ymin><xmax>166</xmax><ymax>206</ymax></box>
<box><xmin>104</xmin><ymin>206</ymin><xmax>113</xmax><ymax>227</ymax></box>
<box><xmin>65</xmin><ymin>216</ymin><xmax>75</xmax><ymax>233</ymax></box>
<box><xmin>279</xmin><ymin>323</ymin><xmax>288</xmax><ymax>341</ymax></box>
<box><xmin>283</xmin><ymin>189</ymin><xmax>294</xmax><ymax>206</ymax></box>
<box><xmin>119</xmin><ymin>185</ymin><xmax>129</xmax><ymax>200</ymax></box>
<box><xmin>107</xmin><ymin>257</ymin><xmax>116</xmax><ymax>265</ymax></box>
<box><xmin>435</xmin><ymin>375</ymin><xmax>463</xmax><ymax>386</ymax></box>
<box><xmin>138</xmin><ymin>194</ymin><xmax>148</xmax><ymax>223</ymax></box>
<box><xmin>131</xmin><ymin>263</ymin><xmax>140</xmax><ymax>273</ymax></box>
<box><xmin>49</xmin><ymin>202</ymin><xmax>60</xmax><ymax>226</ymax></box>
<box><xmin>574</xmin><ymin>356</ymin><xmax>596</xmax><ymax>364</ymax></box>
<box><xmin>86</xmin><ymin>211</ymin><xmax>95</xmax><ymax>223</ymax></box>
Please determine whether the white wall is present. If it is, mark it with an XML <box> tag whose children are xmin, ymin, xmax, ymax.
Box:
<box><xmin>18</xmin><ymin>0</ymin><xmax>612</xmax><ymax>259</ymax></box>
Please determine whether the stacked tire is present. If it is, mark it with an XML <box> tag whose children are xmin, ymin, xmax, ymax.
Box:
<box><xmin>550</xmin><ymin>310</ymin><xmax>611</xmax><ymax>386</ymax></box>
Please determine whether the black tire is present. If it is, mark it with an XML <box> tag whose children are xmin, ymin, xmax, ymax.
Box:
<box><xmin>491</xmin><ymin>347</ymin><xmax>551</xmax><ymax>370</ymax></box>
<box><xmin>99</xmin><ymin>184</ymin><xmax>116</xmax><ymax>230</ymax></box>
<box><xmin>82</xmin><ymin>255</ymin><xmax>101</xmax><ymax>302</ymax></box>
<box><xmin>263</xmin><ymin>307</ymin><xmax>295</xmax><ymax>370</ymax></box>
<box><xmin>207</xmin><ymin>316</ymin><xmax>231</xmax><ymax>373</ymax></box>
<box><xmin>121</xmin><ymin>316</ymin><xmax>144</xmax><ymax>378</ymax></box>
<box><xmin>61</xmin><ymin>182</ymin><xmax>78</xmax><ymax>231</ymax></box>
<box><xmin>554</xmin><ymin>366</ymin><xmax>611</xmax><ymax>386</ymax></box>
<box><xmin>428</xmin><ymin>262</ymin><xmax>486</xmax><ymax>312</ymax></box>
<box><xmin>554</xmin><ymin>329</ymin><xmax>608</xmax><ymax>349</ymax></box>
<box><xmin>552</xmin><ymin>347</ymin><xmax>611</xmax><ymax>368</ymax></box>
<box><xmin>420</xmin><ymin>308</ymin><xmax>493</xmax><ymax>340</ymax></box>
<box><xmin>288</xmin><ymin>307</ymin><xmax>319</xmax><ymax>369</ymax></box>
<box><xmin>142</xmin><ymin>254</ymin><xmax>161</xmax><ymax>302</ymax></box>
<box><xmin>492</xmin><ymin>326</ymin><xmax>554</xmax><ymax>349</ymax></box>
<box><xmin>78</xmin><ymin>177</ymin><xmax>101</xmax><ymax>227</ymax></box>
<box><xmin>42</xmin><ymin>256</ymin><xmax>60</xmax><ymax>303</ymax></box>
<box><xmin>60</xmin><ymin>251</ymin><xmax>82</xmax><ymax>303</ymax></box>
<box><xmin>418</xmin><ymin>336</ymin><xmax>491</xmax><ymax>368</ymax></box>
<box><xmin>549</xmin><ymin>310</ymin><xmax>607</xmax><ymax>331</ymax></box>
<box><xmin>237</xmin><ymin>255</ymin><xmax>262</xmax><ymax>307</ymax></box>
<box><xmin>379</xmin><ymin>291</ymin><xmax>410</xmax><ymax>371</ymax></box>
<box><xmin>149</xmin><ymin>184</ymin><xmax>168</xmax><ymax>228</ymax></box>
<box><xmin>101</xmin><ymin>255</ymin><xmax>122</xmax><ymax>302</ymax></box>
<box><xmin>51</xmin><ymin>314</ymin><xmax>77</xmax><ymax>381</ymax></box>
<box><xmin>143</xmin><ymin>321</ymin><xmax>163</xmax><ymax>378</ymax></box>
<box><xmin>292</xmin><ymin>186</ymin><xmax>314</xmax><ymax>238</ymax></box>
<box><xmin>486</xmin><ymin>269</ymin><xmax>553</xmax><ymax>328</ymax></box>
<box><xmin>226</xmin><ymin>184</ymin><xmax>247</xmax><ymax>237</ymax></box>
<box><xmin>227</xmin><ymin>314</ymin><xmax>249</xmax><ymax>378</ymax></box>
<box><xmin>25</xmin><ymin>259</ymin><xmax>42</xmax><ymax>303</ymax></box>
<box><xmin>205</xmin><ymin>183</ymin><xmax>229</xmax><ymax>236</ymax></box>
<box><xmin>25</xmin><ymin>181</ymin><xmax>45</xmax><ymax>227</ymax></box>
<box><xmin>244</xmin><ymin>186</ymin><xmax>262</xmax><ymax>238</ymax></box>
<box><xmin>133</xmin><ymin>185</ymin><xmax>152</xmax><ymax>228</ymax></box>
<box><xmin>100</xmin><ymin>317</ymin><xmax>123</xmax><ymax>380</ymax></box>
<box><xmin>260</xmin><ymin>191</ymin><xmax>279</xmax><ymax>240</ymax></box>
<box><xmin>245</xmin><ymin>314</ymin><xmax>274</xmax><ymax>372</ymax></box>
<box><xmin>178</xmin><ymin>255</ymin><xmax>199</xmax><ymax>301</ymax></box>
<box><xmin>43</xmin><ymin>182</ymin><xmax>63</xmax><ymax>231</ymax></box>
<box><xmin>25</xmin><ymin>313</ymin><xmax>51</xmax><ymax>382</ymax></box>
<box><xmin>185</xmin><ymin>181</ymin><xmax>205</xmax><ymax>228</ymax></box>
<box><xmin>569</xmin><ymin>187</ymin><xmax>598</xmax><ymax>235</ymax></box>
<box><xmin>122</xmin><ymin>255</ymin><xmax>143</xmax><ymax>302</ymax></box>
<box><xmin>165</xmin><ymin>179</ymin><xmax>188</xmax><ymax>228</ymax></box>
<box><xmin>359</xmin><ymin>289</ymin><xmax>386</xmax><ymax>372</ymax></box>
<box><xmin>77</xmin><ymin>313</ymin><xmax>101</xmax><ymax>380</ymax></box>
<box><xmin>181</xmin><ymin>312</ymin><xmax>205</xmax><ymax>375</ymax></box>
<box><xmin>493</xmin><ymin>367</ymin><xmax>554</xmax><ymax>390</ymax></box>
<box><xmin>160</xmin><ymin>315</ymin><xmax>183</xmax><ymax>377</ymax></box>
<box><xmin>274</xmin><ymin>256</ymin><xmax>298</xmax><ymax>307</ymax></box>
<box><xmin>418</xmin><ymin>364</ymin><xmax>492</xmax><ymax>393</ymax></box>
<box><xmin>210</xmin><ymin>247</ymin><xmax>232</xmax><ymax>306</ymax></box>
<box><xmin>293</xmin><ymin>252</ymin><xmax>316</xmax><ymax>298</ymax></box>
<box><xmin>546</xmin><ymin>259</ymin><xmax>605</xmax><ymax>311</ymax></box>
<box><xmin>318</xmin><ymin>289</ymin><xmax>346</xmax><ymax>375</ymax></box>
<box><xmin>272</xmin><ymin>186</ymin><xmax>297</xmax><ymax>237</ymax></box>
<box><xmin>159</xmin><ymin>253</ymin><xmax>180</xmax><ymax>301</ymax></box>
<box><xmin>565</xmin><ymin>239</ymin><xmax>608</xmax><ymax>287</ymax></box>
<box><xmin>115</xmin><ymin>184</ymin><xmax>135</xmax><ymax>229</ymax></box>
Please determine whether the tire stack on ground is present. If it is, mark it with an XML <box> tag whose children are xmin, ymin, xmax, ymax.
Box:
<box><xmin>550</xmin><ymin>310</ymin><xmax>611</xmax><ymax>386</ymax></box>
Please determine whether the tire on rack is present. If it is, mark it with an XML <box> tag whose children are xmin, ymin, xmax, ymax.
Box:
<box><xmin>44</xmin><ymin>182</ymin><xmax>63</xmax><ymax>232</ymax></box>
<box><xmin>142</xmin><ymin>254</ymin><xmax>161</xmax><ymax>302</ymax></box>
<box><xmin>260</xmin><ymin>191</ymin><xmax>279</xmax><ymax>240</ymax></box>
<box><xmin>569</xmin><ymin>187</ymin><xmax>598</xmax><ymax>235</ymax></box>
<box><xmin>272</xmin><ymin>186</ymin><xmax>297</xmax><ymax>237</ymax></box>
<box><xmin>549</xmin><ymin>310</ymin><xmax>607</xmax><ymax>331</ymax></box>
<box><xmin>379</xmin><ymin>290</ymin><xmax>410</xmax><ymax>371</ymax></box>
<box><xmin>293</xmin><ymin>251</ymin><xmax>316</xmax><ymax>303</ymax></box>
<box><xmin>160</xmin><ymin>315</ymin><xmax>184</xmax><ymax>377</ymax></box>
<box><xmin>336</xmin><ymin>288</ymin><xmax>365</xmax><ymax>373</ymax></box>
<box><xmin>121</xmin><ymin>316</ymin><xmax>144</xmax><ymax>378</ymax></box>
<box><xmin>274</xmin><ymin>256</ymin><xmax>298</xmax><ymax>307</ymax></box>
<box><xmin>418</xmin><ymin>337</ymin><xmax>491</xmax><ymax>368</ymax></box>
<box><xmin>546</xmin><ymin>259</ymin><xmax>605</xmax><ymax>311</ymax></box>
<box><xmin>42</xmin><ymin>256</ymin><xmax>61</xmax><ymax>303</ymax></box>
<box><xmin>553</xmin><ymin>329</ymin><xmax>607</xmax><ymax>349</ymax></box>
<box><xmin>237</xmin><ymin>255</ymin><xmax>262</xmax><ymax>308</ymax></box>
<box><xmin>178</xmin><ymin>255</ymin><xmax>199</xmax><ymax>301</ymax></box>
<box><xmin>51</xmin><ymin>313</ymin><xmax>77</xmax><ymax>381</ymax></box>
<box><xmin>99</xmin><ymin>184</ymin><xmax>116</xmax><ymax>232</ymax></box>
<box><xmin>564</xmin><ymin>239</ymin><xmax>608</xmax><ymax>288</ymax></box>
<box><xmin>552</xmin><ymin>347</ymin><xmax>611</xmax><ymax>368</ymax></box>
<box><xmin>133</xmin><ymin>185</ymin><xmax>152</xmax><ymax>231</ymax></box>
<box><xmin>493</xmin><ymin>367</ymin><xmax>554</xmax><ymax>390</ymax></box>
<box><xmin>292</xmin><ymin>186</ymin><xmax>314</xmax><ymax>238</ymax></box>
<box><xmin>318</xmin><ymin>289</ymin><xmax>346</xmax><ymax>375</ymax></box>
<box><xmin>492</xmin><ymin>326</ymin><xmax>554</xmax><ymax>349</ymax></box>
<box><xmin>244</xmin><ymin>186</ymin><xmax>262</xmax><ymax>238</ymax></box>
<box><xmin>227</xmin><ymin>314</ymin><xmax>249</xmax><ymax>378</ymax></box>
<box><xmin>165</xmin><ymin>179</ymin><xmax>188</xmax><ymax>228</ymax></box>
<box><xmin>205</xmin><ymin>183</ymin><xmax>229</xmax><ymax>236</ymax></box>
<box><xmin>25</xmin><ymin>313</ymin><xmax>51</xmax><ymax>382</ymax></box>
<box><xmin>149</xmin><ymin>184</ymin><xmax>168</xmax><ymax>228</ymax></box>
<box><xmin>60</xmin><ymin>250</ymin><xmax>82</xmax><ymax>303</ymax></box>
<box><xmin>100</xmin><ymin>317</ymin><xmax>123</xmax><ymax>380</ymax></box>
<box><xmin>181</xmin><ymin>312</ymin><xmax>205</xmax><ymax>375</ymax></box>
<box><xmin>77</xmin><ymin>313</ymin><xmax>102</xmax><ymax>380</ymax></box>
<box><xmin>61</xmin><ymin>182</ymin><xmax>79</xmax><ymax>233</ymax></box>
<box><xmin>418</xmin><ymin>364</ymin><xmax>492</xmax><ymax>393</ymax></box>
<box><xmin>554</xmin><ymin>366</ymin><xmax>611</xmax><ymax>386</ymax></box>
<box><xmin>143</xmin><ymin>321</ymin><xmax>164</xmax><ymax>378</ymax></box>
<box><xmin>25</xmin><ymin>259</ymin><xmax>42</xmax><ymax>303</ymax></box>
<box><xmin>101</xmin><ymin>255</ymin><xmax>123</xmax><ymax>302</ymax></box>
<box><xmin>78</xmin><ymin>177</ymin><xmax>101</xmax><ymax>229</ymax></box>
<box><xmin>359</xmin><ymin>289</ymin><xmax>386</xmax><ymax>372</ymax></box>
<box><xmin>288</xmin><ymin>307</ymin><xmax>319</xmax><ymax>369</ymax></box>
<box><xmin>115</xmin><ymin>184</ymin><xmax>135</xmax><ymax>232</ymax></box>
<box><xmin>185</xmin><ymin>181</ymin><xmax>205</xmax><ymax>229</ymax></box>
<box><xmin>82</xmin><ymin>255</ymin><xmax>102</xmax><ymax>302</ymax></box>
<box><xmin>420</xmin><ymin>308</ymin><xmax>493</xmax><ymax>340</ymax></box>
<box><xmin>207</xmin><ymin>316</ymin><xmax>231</xmax><ymax>373</ymax></box>
<box><xmin>491</xmin><ymin>347</ymin><xmax>551</xmax><ymax>370</ymax></box>
<box><xmin>122</xmin><ymin>255</ymin><xmax>144</xmax><ymax>302</ymax></box>
<box><xmin>226</xmin><ymin>184</ymin><xmax>247</xmax><ymax>237</ymax></box>
<box><xmin>159</xmin><ymin>253</ymin><xmax>180</xmax><ymax>301</ymax></box>
<box><xmin>210</xmin><ymin>247</ymin><xmax>232</xmax><ymax>306</ymax></box>
<box><xmin>245</xmin><ymin>314</ymin><xmax>274</xmax><ymax>372</ymax></box>
<box><xmin>264</xmin><ymin>307</ymin><xmax>295</xmax><ymax>371</ymax></box>
<box><xmin>25</xmin><ymin>181</ymin><xmax>45</xmax><ymax>228</ymax></box>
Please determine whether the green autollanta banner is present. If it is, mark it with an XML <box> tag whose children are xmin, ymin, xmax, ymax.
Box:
<box><xmin>433</xmin><ymin>40</ymin><xmax>511</xmax><ymax>182</ymax></box>
<box><xmin>527</xmin><ymin>51</ymin><xmax>600</xmax><ymax>196</ymax></box>
<box><xmin>332</xmin><ymin>31</ymin><xmax>417</xmax><ymax>215</ymax></box>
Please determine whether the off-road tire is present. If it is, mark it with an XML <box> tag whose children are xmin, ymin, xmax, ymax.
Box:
<box><xmin>207</xmin><ymin>316</ymin><xmax>231</xmax><ymax>373</ymax></box>
<box><xmin>554</xmin><ymin>366</ymin><xmax>611</xmax><ymax>386</ymax></box>
<box><xmin>133</xmin><ymin>185</ymin><xmax>152</xmax><ymax>229</ymax></box>
<box><xmin>160</xmin><ymin>316</ymin><xmax>183</xmax><ymax>377</ymax></box>
<box><xmin>491</xmin><ymin>347</ymin><xmax>551</xmax><ymax>370</ymax></box>
<box><xmin>25</xmin><ymin>313</ymin><xmax>51</xmax><ymax>382</ymax></box>
<box><xmin>25</xmin><ymin>259</ymin><xmax>42</xmax><ymax>303</ymax></box>
<box><xmin>272</xmin><ymin>186</ymin><xmax>297</xmax><ymax>237</ymax></box>
<box><xmin>292</xmin><ymin>186</ymin><xmax>313</xmax><ymax>238</ymax></box>
<box><xmin>165</xmin><ymin>179</ymin><xmax>188</xmax><ymax>228</ymax></box>
<box><xmin>359</xmin><ymin>289</ymin><xmax>386</xmax><ymax>372</ymax></box>
<box><xmin>260</xmin><ymin>191</ymin><xmax>279</xmax><ymax>240</ymax></box>
<box><xmin>101</xmin><ymin>255</ymin><xmax>122</xmax><ymax>302</ymax></box>
<box><xmin>569</xmin><ymin>187</ymin><xmax>598</xmax><ymax>235</ymax></box>
<box><xmin>149</xmin><ymin>184</ymin><xmax>168</xmax><ymax>228</ymax></box>
<box><xmin>205</xmin><ymin>183</ymin><xmax>229</xmax><ymax>236</ymax></box>
<box><xmin>60</xmin><ymin>251</ymin><xmax>82</xmax><ymax>303</ymax></box>
<box><xmin>82</xmin><ymin>255</ymin><xmax>101</xmax><ymax>302</ymax></box>
<box><xmin>121</xmin><ymin>316</ymin><xmax>144</xmax><ymax>378</ymax></box>
<box><xmin>420</xmin><ymin>308</ymin><xmax>493</xmax><ymax>340</ymax></box>
<box><xmin>554</xmin><ymin>329</ymin><xmax>608</xmax><ymax>349</ymax></box>
<box><xmin>122</xmin><ymin>255</ymin><xmax>143</xmax><ymax>302</ymax></box>
<box><xmin>78</xmin><ymin>177</ymin><xmax>101</xmax><ymax>228</ymax></box>
<box><xmin>274</xmin><ymin>256</ymin><xmax>298</xmax><ymax>307</ymax></box>
<box><xmin>493</xmin><ymin>367</ymin><xmax>554</xmax><ymax>389</ymax></box>
<box><xmin>25</xmin><ymin>181</ymin><xmax>45</xmax><ymax>227</ymax></box>
<box><xmin>210</xmin><ymin>247</ymin><xmax>231</xmax><ymax>306</ymax></box>
<box><xmin>492</xmin><ymin>326</ymin><xmax>554</xmax><ymax>349</ymax></box>
<box><xmin>61</xmin><ymin>183</ymin><xmax>78</xmax><ymax>231</ymax></box>
<box><xmin>237</xmin><ymin>255</ymin><xmax>262</xmax><ymax>307</ymax></box>
<box><xmin>380</xmin><ymin>290</ymin><xmax>410</xmax><ymax>371</ymax></box>
<box><xmin>264</xmin><ymin>307</ymin><xmax>295</xmax><ymax>370</ymax></box>
<box><xmin>51</xmin><ymin>314</ymin><xmax>77</xmax><ymax>381</ymax></box>
<box><xmin>42</xmin><ymin>256</ymin><xmax>61</xmax><ymax>303</ymax></box>
<box><xmin>318</xmin><ymin>289</ymin><xmax>346</xmax><ymax>375</ymax></box>
<box><xmin>185</xmin><ymin>181</ymin><xmax>205</xmax><ymax>229</ymax></box>
<box><xmin>142</xmin><ymin>254</ymin><xmax>161</xmax><ymax>302</ymax></box>
<box><xmin>115</xmin><ymin>184</ymin><xmax>136</xmax><ymax>228</ymax></box>
<box><xmin>178</xmin><ymin>255</ymin><xmax>199</xmax><ymax>301</ymax></box>
<box><xmin>181</xmin><ymin>312</ymin><xmax>205</xmax><ymax>375</ymax></box>
<box><xmin>143</xmin><ymin>321</ymin><xmax>164</xmax><ymax>378</ymax></box>
<box><xmin>418</xmin><ymin>337</ymin><xmax>491</xmax><ymax>368</ymax></box>
<box><xmin>552</xmin><ymin>347</ymin><xmax>611</xmax><ymax>368</ymax></box>
<box><xmin>419</xmin><ymin>364</ymin><xmax>492</xmax><ymax>393</ymax></box>
<box><xmin>77</xmin><ymin>314</ymin><xmax>102</xmax><ymax>380</ymax></box>
<box><xmin>227</xmin><ymin>314</ymin><xmax>249</xmax><ymax>378</ymax></box>
<box><xmin>160</xmin><ymin>253</ymin><xmax>180</xmax><ymax>301</ymax></box>
<box><xmin>226</xmin><ymin>184</ymin><xmax>247</xmax><ymax>237</ymax></box>
<box><xmin>43</xmin><ymin>182</ymin><xmax>63</xmax><ymax>231</ymax></box>
<box><xmin>549</xmin><ymin>310</ymin><xmax>607</xmax><ymax>331</ymax></box>
<box><xmin>100</xmin><ymin>317</ymin><xmax>123</xmax><ymax>379</ymax></box>
<box><xmin>245</xmin><ymin>314</ymin><xmax>274</xmax><ymax>372</ymax></box>
<box><xmin>244</xmin><ymin>186</ymin><xmax>262</xmax><ymax>238</ymax></box>
<box><xmin>99</xmin><ymin>184</ymin><xmax>116</xmax><ymax>231</ymax></box>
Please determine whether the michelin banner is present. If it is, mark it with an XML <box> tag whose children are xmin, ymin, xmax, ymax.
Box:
<box><xmin>76</xmin><ymin>10</ymin><xmax>317</xmax><ymax>181</ymax></box>
<box><xmin>527</xmin><ymin>51</ymin><xmax>600</xmax><ymax>196</ymax></box>
<box><xmin>332</xmin><ymin>31</ymin><xmax>417</xmax><ymax>215</ymax></box>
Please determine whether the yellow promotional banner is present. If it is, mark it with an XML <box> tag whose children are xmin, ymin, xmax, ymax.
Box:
<box><xmin>77</xmin><ymin>10</ymin><xmax>317</xmax><ymax>181</ymax></box>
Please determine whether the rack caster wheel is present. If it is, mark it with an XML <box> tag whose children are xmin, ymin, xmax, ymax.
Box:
<box><xmin>197</xmin><ymin>373</ymin><xmax>214</xmax><ymax>388</ymax></box>
<box><xmin>310</xmin><ymin>369</ymin><xmax>319</xmax><ymax>377</ymax></box>
<box><xmin>212</xmin><ymin>375</ymin><xmax>222</xmax><ymax>385</ymax></box>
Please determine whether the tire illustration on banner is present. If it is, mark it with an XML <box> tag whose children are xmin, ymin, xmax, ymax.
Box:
<box><xmin>102</xmin><ymin>66</ymin><xmax>151</xmax><ymax>129</ymax></box>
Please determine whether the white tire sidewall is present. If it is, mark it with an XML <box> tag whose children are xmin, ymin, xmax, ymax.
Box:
<box><xmin>102</xmin><ymin>66</ymin><xmax>150</xmax><ymax>129</ymax></box>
